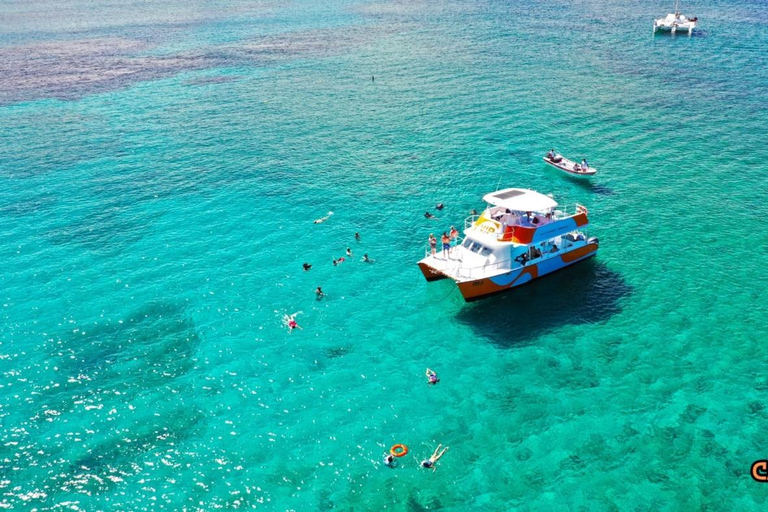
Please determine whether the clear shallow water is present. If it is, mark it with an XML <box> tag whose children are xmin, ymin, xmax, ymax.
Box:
<box><xmin>1</xmin><ymin>0</ymin><xmax>767</xmax><ymax>509</ymax></box>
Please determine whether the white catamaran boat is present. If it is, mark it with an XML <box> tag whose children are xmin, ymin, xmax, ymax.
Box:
<box><xmin>653</xmin><ymin>0</ymin><xmax>697</xmax><ymax>35</ymax></box>
<box><xmin>418</xmin><ymin>188</ymin><xmax>599</xmax><ymax>301</ymax></box>
<box><xmin>543</xmin><ymin>151</ymin><xmax>596</xmax><ymax>177</ymax></box>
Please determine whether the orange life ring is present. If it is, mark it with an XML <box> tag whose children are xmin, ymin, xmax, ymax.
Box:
<box><xmin>390</xmin><ymin>444</ymin><xmax>408</xmax><ymax>457</ymax></box>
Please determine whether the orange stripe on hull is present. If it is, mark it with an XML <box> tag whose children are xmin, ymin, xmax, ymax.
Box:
<box><xmin>560</xmin><ymin>243</ymin><xmax>596</xmax><ymax>262</ymax></box>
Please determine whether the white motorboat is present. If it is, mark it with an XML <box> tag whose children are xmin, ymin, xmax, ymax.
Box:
<box><xmin>543</xmin><ymin>152</ymin><xmax>596</xmax><ymax>177</ymax></box>
<box><xmin>653</xmin><ymin>0</ymin><xmax>697</xmax><ymax>35</ymax></box>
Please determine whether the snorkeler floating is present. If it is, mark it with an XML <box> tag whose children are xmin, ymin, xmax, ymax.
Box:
<box><xmin>362</xmin><ymin>254</ymin><xmax>374</xmax><ymax>263</ymax></box>
<box><xmin>302</xmin><ymin>263</ymin><xmax>312</xmax><ymax>271</ymax></box>
<box><xmin>346</xmin><ymin>247</ymin><xmax>353</xmax><ymax>257</ymax></box>
<box><xmin>425</xmin><ymin>368</ymin><xmax>439</xmax><ymax>384</ymax></box>
<box><xmin>421</xmin><ymin>444</ymin><xmax>449</xmax><ymax>473</ymax></box>
<box><xmin>283</xmin><ymin>312</ymin><xmax>303</xmax><ymax>333</ymax></box>
<box><xmin>436</xmin><ymin>203</ymin><xmax>444</xmax><ymax>211</ymax></box>
<box><xmin>424</xmin><ymin>212</ymin><xmax>437</xmax><ymax>220</ymax></box>
<box><xmin>315</xmin><ymin>286</ymin><xmax>325</xmax><ymax>298</ymax></box>
<box><xmin>314</xmin><ymin>211</ymin><xmax>334</xmax><ymax>224</ymax></box>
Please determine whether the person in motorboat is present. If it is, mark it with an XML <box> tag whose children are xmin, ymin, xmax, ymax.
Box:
<box><xmin>514</xmin><ymin>253</ymin><xmax>529</xmax><ymax>266</ymax></box>
<box><xmin>573</xmin><ymin>163</ymin><xmax>582</xmax><ymax>172</ymax></box>
<box><xmin>581</xmin><ymin>158</ymin><xmax>589</xmax><ymax>169</ymax></box>
<box><xmin>546</xmin><ymin>149</ymin><xmax>555</xmax><ymax>160</ymax></box>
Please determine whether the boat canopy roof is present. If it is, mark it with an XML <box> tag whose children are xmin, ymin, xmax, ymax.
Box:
<box><xmin>482</xmin><ymin>188</ymin><xmax>558</xmax><ymax>212</ymax></box>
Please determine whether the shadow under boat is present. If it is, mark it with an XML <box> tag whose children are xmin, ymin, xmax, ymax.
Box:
<box><xmin>455</xmin><ymin>259</ymin><xmax>632</xmax><ymax>349</ymax></box>
<box><xmin>562</xmin><ymin>173</ymin><xmax>615</xmax><ymax>196</ymax></box>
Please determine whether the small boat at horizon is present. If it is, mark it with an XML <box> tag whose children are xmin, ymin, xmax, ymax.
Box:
<box><xmin>653</xmin><ymin>0</ymin><xmax>697</xmax><ymax>35</ymax></box>
<box><xmin>418</xmin><ymin>188</ymin><xmax>599</xmax><ymax>301</ymax></box>
<box><xmin>543</xmin><ymin>151</ymin><xmax>597</xmax><ymax>177</ymax></box>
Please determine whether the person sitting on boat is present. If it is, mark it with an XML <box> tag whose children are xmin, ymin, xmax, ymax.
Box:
<box><xmin>549</xmin><ymin>244</ymin><xmax>559</xmax><ymax>253</ymax></box>
<box><xmin>574</xmin><ymin>163</ymin><xmax>582</xmax><ymax>172</ymax></box>
<box><xmin>514</xmin><ymin>252</ymin><xmax>529</xmax><ymax>266</ymax></box>
<box><xmin>500</xmin><ymin>210</ymin><xmax>515</xmax><ymax>235</ymax></box>
<box><xmin>546</xmin><ymin>149</ymin><xmax>555</xmax><ymax>160</ymax></box>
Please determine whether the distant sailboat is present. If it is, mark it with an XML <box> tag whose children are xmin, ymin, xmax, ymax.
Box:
<box><xmin>653</xmin><ymin>0</ymin><xmax>697</xmax><ymax>35</ymax></box>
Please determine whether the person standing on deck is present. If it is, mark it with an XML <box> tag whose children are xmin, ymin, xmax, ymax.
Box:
<box><xmin>429</xmin><ymin>234</ymin><xmax>437</xmax><ymax>256</ymax></box>
<box><xmin>449</xmin><ymin>226</ymin><xmax>459</xmax><ymax>253</ymax></box>
<box><xmin>441</xmin><ymin>232</ymin><xmax>451</xmax><ymax>259</ymax></box>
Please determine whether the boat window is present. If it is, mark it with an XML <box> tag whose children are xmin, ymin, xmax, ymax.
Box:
<box><xmin>470</xmin><ymin>242</ymin><xmax>482</xmax><ymax>253</ymax></box>
<box><xmin>480</xmin><ymin>247</ymin><xmax>492</xmax><ymax>257</ymax></box>
<box><xmin>462</xmin><ymin>239</ymin><xmax>472</xmax><ymax>248</ymax></box>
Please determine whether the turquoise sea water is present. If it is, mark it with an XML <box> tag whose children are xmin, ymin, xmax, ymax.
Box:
<box><xmin>2</xmin><ymin>0</ymin><xmax>768</xmax><ymax>509</ymax></box>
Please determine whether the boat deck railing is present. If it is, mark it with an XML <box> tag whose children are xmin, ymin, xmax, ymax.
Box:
<box><xmin>462</xmin><ymin>206</ymin><xmax>586</xmax><ymax>239</ymax></box>
<box><xmin>424</xmin><ymin>233</ymin><xmax>591</xmax><ymax>280</ymax></box>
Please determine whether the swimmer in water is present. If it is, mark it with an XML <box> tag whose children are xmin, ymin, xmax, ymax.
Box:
<box><xmin>436</xmin><ymin>203</ymin><xmax>444</xmax><ymax>211</ymax></box>
<box><xmin>424</xmin><ymin>212</ymin><xmax>437</xmax><ymax>220</ymax></box>
<box><xmin>303</xmin><ymin>263</ymin><xmax>312</xmax><ymax>271</ymax></box>
<box><xmin>316</xmin><ymin>286</ymin><xmax>325</xmax><ymax>298</ymax></box>
<box><xmin>355</xmin><ymin>232</ymin><xmax>361</xmax><ymax>241</ymax></box>
<box><xmin>426</xmin><ymin>368</ymin><xmax>439</xmax><ymax>385</ymax></box>
<box><xmin>314</xmin><ymin>211</ymin><xmax>334</xmax><ymax>224</ymax></box>
<box><xmin>469</xmin><ymin>209</ymin><xmax>478</xmax><ymax>216</ymax></box>
<box><xmin>383</xmin><ymin>453</ymin><xmax>395</xmax><ymax>467</ymax></box>
<box><xmin>421</xmin><ymin>444</ymin><xmax>449</xmax><ymax>473</ymax></box>
<box><xmin>362</xmin><ymin>254</ymin><xmax>374</xmax><ymax>263</ymax></box>
<box><xmin>284</xmin><ymin>312</ymin><xmax>303</xmax><ymax>333</ymax></box>
<box><xmin>346</xmin><ymin>247</ymin><xmax>353</xmax><ymax>257</ymax></box>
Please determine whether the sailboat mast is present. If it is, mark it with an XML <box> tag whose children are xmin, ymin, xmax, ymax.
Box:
<box><xmin>675</xmin><ymin>0</ymin><xmax>680</xmax><ymax>15</ymax></box>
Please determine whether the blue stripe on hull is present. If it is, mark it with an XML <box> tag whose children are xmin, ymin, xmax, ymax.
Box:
<box><xmin>512</xmin><ymin>251</ymin><xmax>596</xmax><ymax>290</ymax></box>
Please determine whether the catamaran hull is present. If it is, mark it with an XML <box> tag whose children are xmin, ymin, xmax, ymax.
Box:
<box><xmin>418</xmin><ymin>261</ymin><xmax>449</xmax><ymax>281</ymax></box>
<box><xmin>456</xmin><ymin>243</ymin><xmax>598</xmax><ymax>301</ymax></box>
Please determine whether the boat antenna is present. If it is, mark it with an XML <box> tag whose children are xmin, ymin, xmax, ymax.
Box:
<box><xmin>675</xmin><ymin>0</ymin><xmax>679</xmax><ymax>15</ymax></box>
<box><xmin>495</xmin><ymin>176</ymin><xmax>502</xmax><ymax>192</ymax></box>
